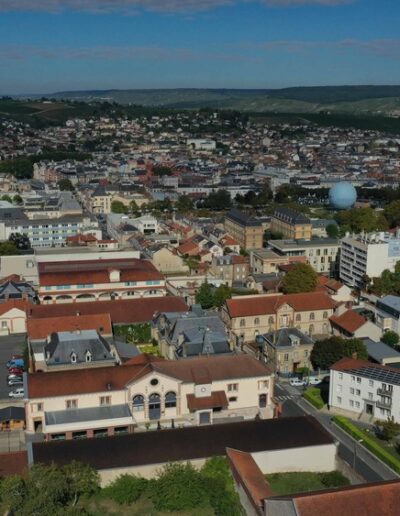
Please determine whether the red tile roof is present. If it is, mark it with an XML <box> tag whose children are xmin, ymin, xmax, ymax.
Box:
<box><xmin>329</xmin><ymin>310</ymin><xmax>366</xmax><ymax>334</ymax></box>
<box><xmin>38</xmin><ymin>258</ymin><xmax>163</xmax><ymax>286</ymax></box>
<box><xmin>27</xmin><ymin>354</ymin><xmax>271</xmax><ymax>398</ymax></box>
<box><xmin>227</xmin><ymin>448</ymin><xmax>274</xmax><ymax>512</ymax></box>
<box><xmin>287</xmin><ymin>479</ymin><xmax>400</xmax><ymax>516</ymax></box>
<box><xmin>0</xmin><ymin>299</ymin><xmax>31</xmax><ymax>316</ymax></box>
<box><xmin>226</xmin><ymin>292</ymin><xmax>337</xmax><ymax>318</ymax></box>
<box><xmin>27</xmin><ymin>296</ymin><xmax>188</xmax><ymax>325</ymax></box>
<box><xmin>176</xmin><ymin>240</ymin><xmax>199</xmax><ymax>256</ymax></box>
<box><xmin>27</xmin><ymin>313</ymin><xmax>112</xmax><ymax>340</ymax></box>
<box><xmin>187</xmin><ymin>391</ymin><xmax>228</xmax><ymax>411</ymax></box>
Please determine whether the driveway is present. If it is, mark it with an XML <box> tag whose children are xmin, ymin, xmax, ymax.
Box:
<box><xmin>0</xmin><ymin>334</ymin><xmax>27</xmax><ymax>400</ymax></box>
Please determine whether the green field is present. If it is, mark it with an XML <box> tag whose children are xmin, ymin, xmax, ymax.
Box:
<box><xmin>266</xmin><ymin>471</ymin><xmax>350</xmax><ymax>495</ymax></box>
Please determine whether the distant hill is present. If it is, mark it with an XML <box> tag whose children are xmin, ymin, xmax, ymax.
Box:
<box><xmin>43</xmin><ymin>86</ymin><xmax>400</xmax><ymax>114</ymax></box>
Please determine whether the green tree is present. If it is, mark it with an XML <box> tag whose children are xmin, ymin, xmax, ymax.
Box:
<box><xmin>0</xmin><ymin>158</ymin><xmax>33</xmax><ymax>179</ymax></box>
<box><xmin>25</xmin><ymin>463</ymin><xmax>70</xmax><ymax>510</ymax></box>
<box><xmin>102</xmin><ymin>474</ymin><xmax>148</xmax><ymax>504</ymax></box>
<box><xmin>1</xmin><ymin>194</ymin><xmax>12</xmax><ymax>203</ymax></box>
<box><xmin>378</xmin><ymin>416</ymin><xmax>400</xmax><ymax>441</ymax></box>
<box><xmin>381</xmin><ymin>331</ymin><xmax>400</xmax><ymax>349</ymax></box>
<box><xmin>13</xmin><ymin>194</ymin><xmax>23</xmax><ymax>205</ymax></box>
<box><xmin>111</xmin><ymin>200</ymin><xmax>128</xmax><ymax>214</ymax></box>
<box><xmin>310</xmin><ymin>336</ymin><xmax>367</xmax><ymax>370</ymax></box>
<box><xmin>0</xmin><ymin>475</ymin><xmax>27</xmax><ymax>514</ymax></box>
<box><xmin>63</xmin><ymin>461</ymin><xmax>100</xmax><ymax>506</ymax></box>
<box><xmin>195</xmin><ymin>281</ymin><xmax>214</xmax><ymax>309</ymax></box>
<box><xmin>214</xmin><ymin>284</ymin><xmax>232</xmax><ymax>308</ymax></box>
<box><xmin>150</xmin><ymin>463</ymin><xmax>208</xmax><ymax>512</ymax></box>
<box><xmin>0</xmin><ymin>241</ymin><xmax>20</xmax><ymax>256</ymax></box>
<box><xmin>176</xmin><ymin>195</ymin><xmax>193</xmax><ymax>213</ymax></box>
<box><xmin>57</xmin><ymin>179</ymin><xmax>75</xmax><ymax>191</ymax></box>
<box><xmin>281</xmin><ymin>263</ymin><xmax>318</xmax><ymax>294</ymax></box>
<box><xmin>384</xmin><ymin>200</ymin><xmax>400</xmax><ymax>228</ymax></box>
<box><xmin>326</xmin><ymin>223</ymin><xmax>339</xmax><ymax>238</ymax></box>
<box><xmin>129</xmin><ymin>200</ymin><xmax>140</xmax><ymax>217</ymax></box>
<box><xmin>335</xmin><ymin>207</ymin><xmax>388</xmax><ymax>233</ymax></box>
<box><xmin>202</xmin><ymin>189</ymin><xmax>232</xmax><ymax>210</ymax></box>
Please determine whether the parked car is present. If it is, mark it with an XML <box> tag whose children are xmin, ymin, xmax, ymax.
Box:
<box><xmin>290</xmin><ymin>378</ymin><xmax>306</xmax><ymax>387</ymax></box>
<box><xmin>6</xmin><ymin>358</ymin><xmax>24</xmax><ymax>369</ymax></box>
<box><xmin>8</xmin><ymin>367</ymin><xmax>24</xmax><ymax>375</ymax></box>
<box><xmin>8</xmin><ymin>387</ymin><xmax>24</xmax><ymax>399</ymax></box>
<box><xmin>308</xmin><ymin>377</ymin><xmax>322</xmax><ymax>386</ymax></box>
<box><xmin>8</xmin><ymin>377</ymin><xmax>23</xmax><ymax>386</ymax></box>
<box><xmin>7</xmin><ymin>374</ymin><xmax>23</xmax><ymax>381</ymax></box>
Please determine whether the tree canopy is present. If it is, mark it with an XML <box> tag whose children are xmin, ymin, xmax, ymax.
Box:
<box><xmin>153</xmin><ymin>165</ymin><xmax>173</xmax><ymax>177</ymax></box>
<box><xmin>0</xmin><ymin>241</ymin><xmax>20</xmax><ymax>256</ymax></box>
<box><xmin>381</xmin><ymin>331</ymin><xmax>400</xmax><ymax>349</ymax></box>
<box><xmin>195</xmin><ymin>282</ymin><xmax>232</xmax><ymax>309</ymax></box>
<box><xmin>57</xmin><ymin>179</ymin><xmax>75</xmax><ymax>191</ymax></box>
<box><xmin>281</xmin><ymin>263</ymin><xmax>318</xmax><ymax>294</ymax></box>
<box><xmin>371</xmin><ymin>262</ymin><xmax>400</xmax><ymax>295</ymax></box>
<box><xmin>334</xmin><ymin>207</ymin><xmax>388</xmax><ymax>233</ymax></box>
<box><xmin>200</xmin><ymin>189</ymin><xmax>232</xmax><ymax>210</ymax></box>
<box><xmin>111</xmin><ymin>200</ymin><xmax>128</xmax><ymax>214</ymax></box>
<box><xmin>175</xmin><ymin>195</ymin><xmax>194</xmax><ymax>213</ymax></box>
<box><xmin>310</xmin><ymin>336</ymin><xmax>368</xmax><ymax>370</ymax></box>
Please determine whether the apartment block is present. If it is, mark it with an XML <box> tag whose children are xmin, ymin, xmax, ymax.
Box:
<box><xmin>270</xmin><ymin>208</ymin><xmax>312</xmax><ymax>240</ymax></box>
<box><xmin>224</xmin><ymin>209</ymin><xmax>263</xmax><ymax>250</ymax></box>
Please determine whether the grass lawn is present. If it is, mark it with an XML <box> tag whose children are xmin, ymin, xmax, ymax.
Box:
<box><xmin>266</xmin><ymin>471</ymin><xmax>350</xmax><ymax>495</ymax></box>
<box><xmin>355</xmin><ymin>424</ymin><xmax>400</xmax><ymax>463</ymax></box>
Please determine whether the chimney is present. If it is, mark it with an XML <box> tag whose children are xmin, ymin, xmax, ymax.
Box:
<box><xmin>352</xmin><ymin>352</ymin><xmax>357</xmax><ymax>360</ymax></box>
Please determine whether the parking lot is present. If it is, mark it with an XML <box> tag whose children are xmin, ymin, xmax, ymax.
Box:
<box><xmin>0</xmin><ymin>334</ymin><xmax>27</xmax><ymax>400</ymax></box>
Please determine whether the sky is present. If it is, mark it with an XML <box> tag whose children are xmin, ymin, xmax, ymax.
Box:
<box><xmin>0</xmin><ymin>0</ymin><xmax>399</xmax><ymax>94</ymax></box>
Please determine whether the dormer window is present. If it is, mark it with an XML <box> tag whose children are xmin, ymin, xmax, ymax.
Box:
<box><xmin>86</xmin><ymin>351</ymin><xmax>92</xmax><ymax>362</ymax></box>
<box><xmin>70</xmin><ymin>352</ymin><xmax>77</xmax><ymax>364</ymax></box>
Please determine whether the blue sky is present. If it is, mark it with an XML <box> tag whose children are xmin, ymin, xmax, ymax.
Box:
<box><xmin>0</xmin><ymin>0</ymin><xmax>399</xmax><ymax>94</ymax></box>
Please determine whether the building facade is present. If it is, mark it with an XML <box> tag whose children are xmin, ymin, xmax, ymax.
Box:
<box><xmin>270</xmin><ymin>208</ymin><xmax>312</xmax><ymax>240</ymax></box>
<box><xmin>224</xmin><ymin>209</ymin><xmax>263</xmax><ymax>250</ymax></box>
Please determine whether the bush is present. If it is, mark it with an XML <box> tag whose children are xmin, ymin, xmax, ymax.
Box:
<box><xmin>320</xmin><ymin>471</ymin><xmax>350</xmax><ymax>488</ymax></box>
<box><xmin>102</xmin><ymin>474</ymin><xmax>148</xmax><ymax>504</ymax></box>
<box><xmin>333</xmin><ymin>416</ymin><xmax>400</xmax><ymax>473</ymax></box>
<box><xmin>303</xmin><ymin>387</ymin><xmax>324</xmax><ymax>409</ymax></box>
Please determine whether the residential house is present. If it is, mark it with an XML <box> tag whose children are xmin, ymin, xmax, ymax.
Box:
<box><xmin>250</xmin><ymin>249</ymin><xmax>307</xmax><ymax>275</ymax></box>
<box><xmin>147</xmin><ymin>246</ymin><xmax>189</xmax><ymax>274</ymax></box>
<box><xmin>361</xmin><ymin>337</ymin><xmax>400</xmax><ymax>366</ymax></box>
<box><xmin>209</xmin><ymin>254</ymin><xmax>249</xmax><ymax>285</ymax></box>
<box><xmin>25</xmin><ymin>353</ymin><xmax>274</xmax><ymax>440</ymax></box>
<box><xmin>330</xmin><ymin>307</ymin><xmax>382</xmax><ymax>341</ymax></box>
<box><xmin>0</xmin><ymin>299</ymin><xmax>32</xmax><ymax>335</ymax></box>
<box><xmin>222</xmin><ymin>292</ymin><xmax>336</xmax><ymax>345</ymax></box>
<box><xmin>255</xmin><ymin>328</ymin><xmax>314</xmax><ymax>374</ymax></box>
<box><xmin>375</xmin><ymin>295</ymin><xmax>400</xmax><ymax>333</ymax></box>
<box><xmin>90</xmin><ymin>184</ymin><xmax>112</xmax><ymax>215</ymax></box>
<box><xmin>224</xmin><ymin>209</ymin><xmax>263</xmax><ymax>250</ymax></box>
<box><xmin>152</xmin><ymin>305</ymin><xmax>231</xmax><ymax>359</ymax></box>
<box><xmin>0</xmin><ymin>275</ymin><xmax>36</xmax><ymax>303</ymax></box>
<box><xmin>329</xmin><ymin>356</ymin><xmax>400</xmax><ymax>423</ymax></box>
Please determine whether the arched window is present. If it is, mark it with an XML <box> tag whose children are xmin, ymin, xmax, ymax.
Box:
<box><xmin>240</xmin><ymin>319</ymin><xmax>245</xmax><ymax>327</ymax></box>
<box><xmin>323</xmin><ymin>311</ymin><xmax>328</xmax><ymax>319</ymax></box>
<box><xmin>132</xmin><ymin>395</ymin><xmax>144</xmax><ymax>411</ymax></box>
<box><xmin>254</xmin><ymin>317</ymin><xmax>260</xmax><ymax>326</ymax></box>
<box><xmin>165</xmin><ymin>391</ymin><xmax>177</xmax><ymax>408</ymax></box>
<box><xmin>85</xmin><ymin>351</ymin><xmax>92</xmax><ymax>362</ymax></box>
<box><xmin>296</xmin><ymin>314</ymin><xmax>301</xmax><ymax>322</ymax></box>
<box><xmin>309</xmin><ymin>312</ymin><xmax>315</xmax><ymax>321</ymax></box>
<box><xmin>148</xmin><ymin>393</ymin><xmax>161</xmax><ymax>420</ymax></box>
<box><xmin>70</xmin><ymin>352</ymin><xmax>77</xmax><ymax>364</ymax></box>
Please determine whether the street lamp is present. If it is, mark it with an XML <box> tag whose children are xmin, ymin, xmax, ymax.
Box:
<box><xmin>353</xmin><ymin>438</ymin><xmax>363</xmax><ymax>470</ymax></box>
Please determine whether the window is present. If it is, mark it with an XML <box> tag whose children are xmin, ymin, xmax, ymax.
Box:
<box><xmin>66</xmin><ymin>399</ymin><xmax>77</xmax><ymax>409</ymax></box>
<box><xmin>254</xmin><ymin>317</ymin><xmax>260</xmax><ymax>326</ymax></box>
<box><xmin>309</xmin><ymin>313</ymin><xmax>315</xmax><ymax>321</ymax></box>
<box><xmin>228</xmin><ymin>383</ymin><xmax>238</xmax><ymax>392</ymax></box>
<box><xmin>339</xmin><ymin>373</ymin><xmax>343</xmax><ymax>380</ymax></box>
<box><xmin>85</xmin><ymin>351</ymin><xmax>92</xmax><ymax>363</ymax></box>
<box><xmin>70</xmin><ymin>352</ymin><xmax>77</xmax><ymax>364</ymax></box>
<box><xmin>150</xmin><ymin>378</ymin><xmax>159</xmax><ymax>386</ymax></box>
<box><xmin>356</xmin><ymin>389</ymin><xmax>361</xmax><ymax>396</ymax></box>
<box><xmin>350</xmin><ymin>387</ymin><xmax>354</xmax><ymax>394</ymax></box>
<box><xmin>355</xmin><ymin>401</ymin><xmax>360</xmax><ymax>409</ymax></box>
<box><xmin>349</xmin><ymin>400</ymin><xmax>354</xmax><ymax>407</ymax></box>
<box><xmin>304</xmin><ymin>350</ymin><xmax>309</xmax><ymax>358</ymax></box>
<box><xmin>368</xmin><ymin>392</ymin><xmax>373</xmax><ymax>400</ymax></box>
<box><xmin>323</xmin><ymin>311</ymin><xmax>328</xmax><ymax>319</ymax></box>
<box><xmin>369</xmin><ymin>380</ymin><xmax>374</xmax><ymax>387</ymax></box>
<box><xmin>165</xmin><ymin>391</ymin><xmax>177</xmax><ymax>408</ymax></box>
<box><xmin>356</xmin><ymin>377</ymin><xmax>361</xmax><ymax>384</ymax></box>
<box><xmin>268</xmin><ymin>316</ymin><xmax>274</xmax><ymax>325</ymax></box>
<box><xmin>240</xmin><ymin>319</ymin><xmax>245</xmax><ymax>328</ymax></box>
<box><xmin>337</xmin><ymin>396</ymin><xmax>342</xmax><ymax>404</ymax></box>
<box><xmin>132</xmin><ymin>395</ymin><xmax>144</xmax><ymax>411</ymax></box>
<box><xmin>296</xmin><ymin>314</ymin><xmax>301</xmax><ymax>322</ymax></box>
<box><xmin>1</xmin><ymin>321</ymin><xmax>7</xmax><ymax>329</ymax></box>
<box><xmin>284</xmin><ymin>353</ymin><xmax>289</xmax><ymax>362</ymax></box>
<box><xmin>100</xmin><ymin>396</ymin><xmax>111</xmax><ymax>406</ymax></box>
<box><xmin>229</xmin><ymin>396</ymin><xmax>237</xmax><ymax>402</ymax></box>
<box><xmin>351</xmin><ymin>375</ymin><xmax>355</xmax><ymax>383</ymax></box>
<box><xmin>33</xmin><ymin>403</ymin><xmax>43</xmax><ymax>412</ymax></box>
<box><xmin>258</xmin><ymin>380</ymin><xmax>269</xmax><ymax>390</ymax></box>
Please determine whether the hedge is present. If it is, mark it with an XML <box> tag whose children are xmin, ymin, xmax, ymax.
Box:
<box><xmin>303</xmin><ymin>387</ymin><xmax>324</xmax><ymax>410</ymax></box>
<box><xmin>332</xmin><ymin>415</ymin><xmax>400</xmax><ymax>474</ymax></box>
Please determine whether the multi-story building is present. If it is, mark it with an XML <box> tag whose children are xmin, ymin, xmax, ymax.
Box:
<box><xmin>24</xmin><ymin>353</ymin><xmax>274</xmax><ymax>440</ymax></box>
<box><xmin>329</xmin><ymin>357</ymin><xmax>400</xmax><ymax>423</ymax></box>
<box><xmin>209</xmin><ymin>254</ymin><xmax>249</xmax><ymax>284</ymax></box>
<box><xmin>90</xmin><ymin>184</ymin><xmax>112</xmax><ymax>215</ymax></box>
<box><xmin>222</xmin><ymin>292</ymin><xmax>336</xmax><ymax>345</ymax></box>
<box><xmin>224</xmin><ymin>209</ymin><xmax>263</xmax><ymax>250</ymax></box>
<box><xmin>376</xmin><ymin>295</ymin><xmax>400</xmax><ymax>333</ymax></box>
<box><xmin>268</xmin><ymin>238</ymin><xmax>340</xmax><ymax>276</ymax></box>
<box><xmin>37</xmin><ymin>258</ymin><xmax>166</xmax><ymax>304</ymax></box>
<box><xmin>340</xmin><ymin>231</ymin><xmax>400</xmax><ymax>287</ymax></box>
<box><xmin>255</xmin><ymin>327</ymin><xmax>314</xmax><ymax>374</ymax></box>
<box><xmin>270</xmin><ymin>208</ymin><xmax>312</xmax><ymax>240</ymax></box>
<box><xmin>250</xmin><ymin>249</ymin><xmax>307</xmax><ymax>275</ymax></box>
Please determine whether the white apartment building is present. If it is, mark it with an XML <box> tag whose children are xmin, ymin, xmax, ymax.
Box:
<box><xmin>340</xmin><ymin>231</ymin><xmax>400</xmax><ymax>287</ymax></box>
<box><xmin>268</xmin><ymin>238</ymin><xmax>340</xmax><ymax>275</ymax></box>
<box><xmin>329</xmin><ymin>357</ymin><xmax>400</xmax><ymax>423</ymax></box>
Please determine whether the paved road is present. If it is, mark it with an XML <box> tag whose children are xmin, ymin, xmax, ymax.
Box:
<box><xmin>275</xmin><ymin>382</ymin><xmax>398</xmax><ymax>482</ymax></box>
<box><xmin>0</xmin><ymin>334</ymin><xmax>26</xmax><ymax>400</ymax></box>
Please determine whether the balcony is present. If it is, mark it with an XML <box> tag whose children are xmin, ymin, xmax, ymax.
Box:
<box><xmin>376</xmin><ymin>399</ymin><xmax>392</xmax><ymax>409</ymax></box>
<box><xmin>377</xmin><ymin>388</ymin><xmax>393</xmax><ymax>397</ymax></box>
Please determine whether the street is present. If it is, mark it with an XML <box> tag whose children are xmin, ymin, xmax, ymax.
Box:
<box><xmin>275</xmin><ymin>382</ymin><xmax>398</xmax><ymax>482</ymax></box>
<box><xmin>0</xmin><ymin>334</ymin><xmax>26</xmax><ymax>400</ymax></box>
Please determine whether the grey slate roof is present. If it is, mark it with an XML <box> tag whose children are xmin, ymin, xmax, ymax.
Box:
<box><xmin>257</xmin><ymin>327</ymin><xmax>314</xmax><ymax>349</ymax></box>
<box><xmin>45</xmin><ymin>404</ymin><xmax>133</xmax><ymax>426</ymax></box>
<box><xmin>44</xmin><ymin>330</ymin><xmax>114</xmax><ymax>365</ymax></box>
<box><xmin>377</xmin><ymin>296</ymin><xmax>400</xmax><ymax>317</ymax></box>
<box><xmin>361</xmin><ymin>337</ymin><xmax>400</xmax><ymax>364</ymax></box>
<box><xmin>226</xmin><ymin>208</ymin><xmax>262</xmax><ymax>227</ymax></box>
<box><xmin>273</xmin><ymin>207</ymin><xmax>311</xmax><ymax>225</ymax></box>
<box><xmin>0</xmin><ymin>280</ymin><xmax>36</xmax><ymax>302</ymax></box>
<box><xmin>0</xmin><ymin>406</ymin><xmax>25</xmax><ymax>422</ymax></box>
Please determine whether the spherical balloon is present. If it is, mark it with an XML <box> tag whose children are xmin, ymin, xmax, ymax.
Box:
<box><xmin>329</xmin><ymin>182</ymin><xmax>357</xmax><ymax>210</ymax></box>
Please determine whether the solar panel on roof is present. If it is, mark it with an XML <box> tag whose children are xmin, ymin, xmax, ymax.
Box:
<box><xmin>346</xmin><ymin>366</ymin><xmax>400</xmax><ymax>386</ymax></box>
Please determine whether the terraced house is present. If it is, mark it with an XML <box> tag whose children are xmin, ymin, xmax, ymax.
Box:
<box><xmin>24</xmin><ymin>354</ymin><xmax>274</xmax><ymax>440</ymax></box>
<box><xmin>222</xmin><ymin>292</ymin><xmax>336</xmax><ymax>346</ymax></box>
<box><xmin>37</xmin><ymin>258</ymin><xmax>166</xmax><ymax>304</ymax></box>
